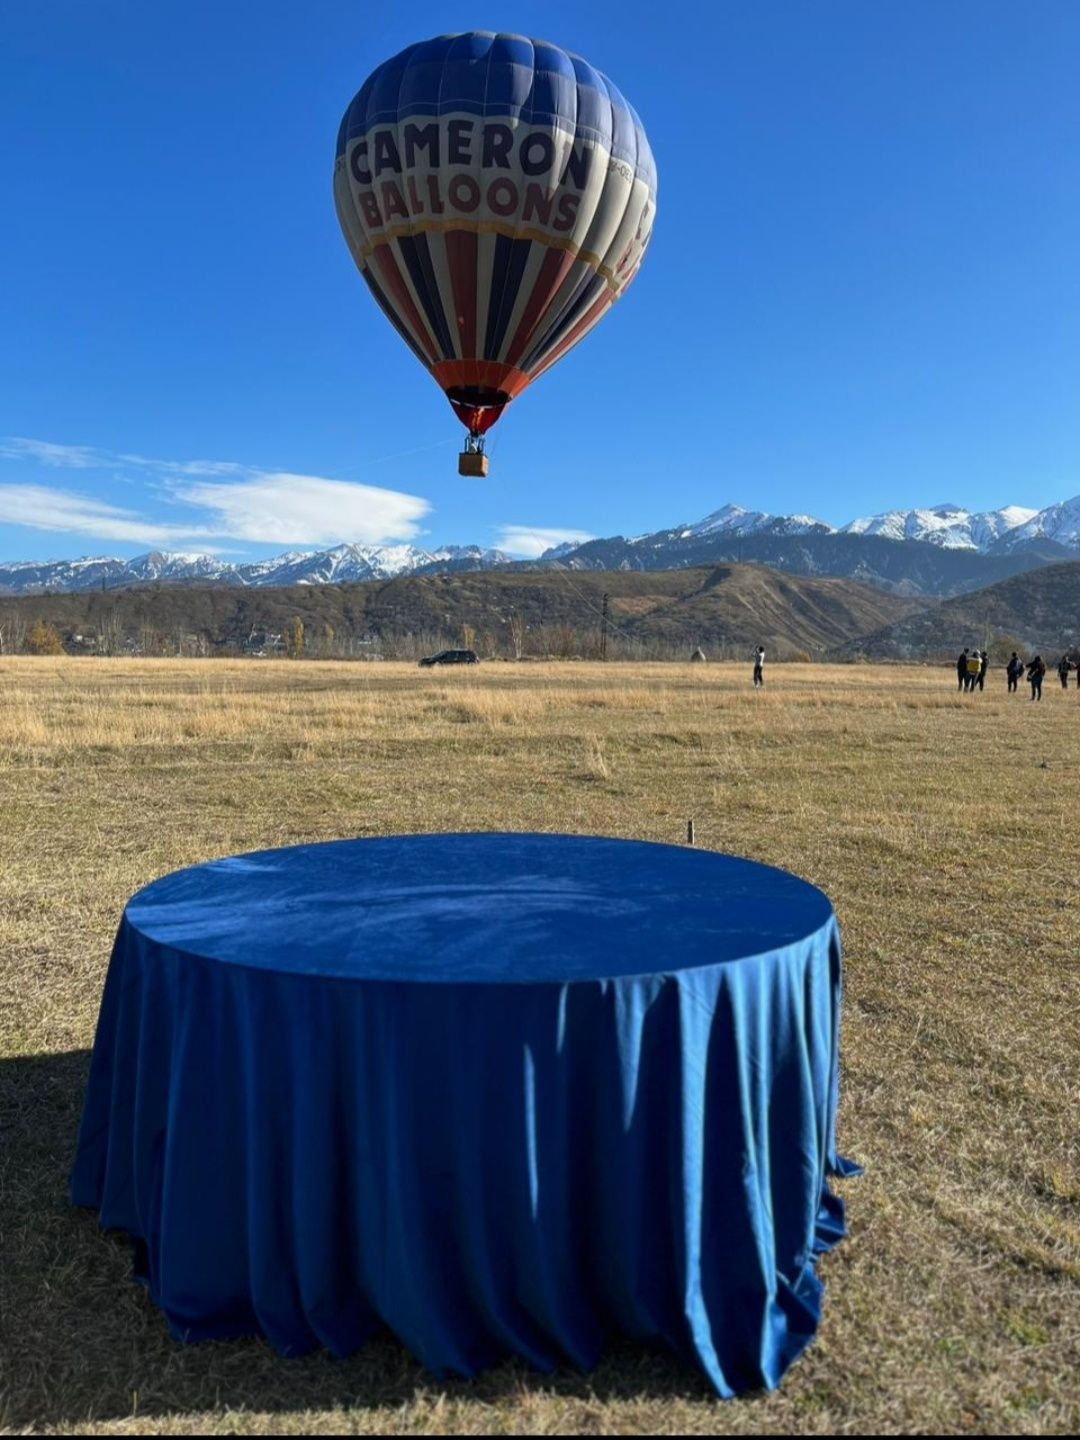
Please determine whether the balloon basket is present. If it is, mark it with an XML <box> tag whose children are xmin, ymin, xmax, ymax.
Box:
<box><xmin>458</xmin><ymin>450</ymin><xmax>489</xmax><ymax>478</ymax></box>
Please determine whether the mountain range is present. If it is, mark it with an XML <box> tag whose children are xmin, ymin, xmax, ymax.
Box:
<box><xmin>1</xmin><ymin>497</ymin><xmax>1078</xmax><ymax>599</ymax></box>
<box><xmin>673</xmin><ymin>497</ymin><xmax>1080</xmax><ymax>551</ymax></box>
<box><xmin>0</xmin><ymin>564</ymin><xmax>927</xmax><ymax>660</ymax></box>
<box><xmin>6</xmin><ymin>556</ymin><xmax>1077</xmax><ymax>662</ymax></box>
<box><xmin>0</xmin><ymin>543</ymin><xmax>511</xmax><ymax>596</ymax></box>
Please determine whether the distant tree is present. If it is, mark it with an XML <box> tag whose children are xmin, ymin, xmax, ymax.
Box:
<box><xmin>26</xmin><ymin>619</ymin><xmax>65</xmax><ymax>655</ymax></box>
<box><xmin>98</xmin><ymin>609</ymin><xmax>124</xmax><ymax>656</ymax></box>
<box><xmin>987</xmin><ymin>631</ymin><xmax>1026</xmax><ymax>662</ymax></box>
<box><xmin>285</xmin><ymin>617</ymin><xmax>305</xmax><ymax>657</ymax></box>
<box><xmin>555</xmin><ymin>624</ymin><xmax>577</xmax><ymax>658</ymax></box>
<box><xmin>462</xmin><ymin>623</ymin><xmax>476</xmax><ymax>651</ymax></box>
<box><xmin>3</xmin><ymin>613</ymin><xmax>29</xmax><ymax>654</ymax></box>
<box><xmin>138</xmin><ymin>620</ymin><xmax>166</xmax><ymax>656</ymax></box>
<box><xmin>507</xmin><ymin>610</ymin><xmax>525</xmax><ymax>660</ymax></box>
<box><xmin>321</xmin><ymin>623</ymin><xmax>335</xmax><ymax>657</ymax></box>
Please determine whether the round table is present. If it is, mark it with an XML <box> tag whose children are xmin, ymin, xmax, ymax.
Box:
<box><xmin>72</xmin><ymin>833</ymin><xmax>858</xmax><ymax>1397</ymax></box>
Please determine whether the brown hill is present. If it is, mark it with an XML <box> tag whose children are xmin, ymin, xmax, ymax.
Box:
<box><xmin>0</xmin><ymin>564</ymin><xmax>925</xmax><ymax>660</ymax></box>
<box><xmin>833</xmin><ymin>560</ymin><xmax>1080</xmax><ymax>659</ymax></box>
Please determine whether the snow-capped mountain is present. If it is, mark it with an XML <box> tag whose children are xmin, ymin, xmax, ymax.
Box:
<box><xmin>677</xmin><ymin>503</ymin><xmax>831</xmax><ymax>540</ymax></box>
<box><xmin>840</xmin><ymin>503</ymin><xmax>1038</xmax><ymax>550</ymax></box>
<box><xmin>540</xmin><ymin>542</ymin><xmax>576</xmax><ymax>559</ymax></box>
<box><xmin>0</xmin><ymin>556</ymin><xmax>129</xmax><ymax>593</ymax></box>
<box><xmin>238</xmin><ymin>543</ymin><xmax>437</xmax><ymax>587</ymax></box>
<box><xmin>1</xmin><ymin>496</ymin><xmax>1077</xmax><ymax>598</ymax></box>
<box><xmin>0</xmin><ymin>552</ymin><xmax>238</xmax><ymax>594</ymax></box>
<box><xmin>540</xmin><ymin>496</ymin><xmax>1079</xmax><ymax>597</ymax></box>
<box><xmin>133</xmin><ymin>550</ymin><xmax>236</xmax><ymax>581</ymax></box>
<box><xmin>233</xmin><ymin>542</ymin><xmax>514</xmax><ymax>587</ymax></box>
<box><xmin>0</xmin><ymin>543</ymin><xmax>512</xmax><ymax>595</ymax></box>
<box><xmin>995</xmin><ymin>495</ymin><xmax>1080</xmax><ymax>551</ymax></box>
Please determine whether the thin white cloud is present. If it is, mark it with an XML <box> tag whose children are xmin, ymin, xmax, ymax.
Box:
<box><xmin>0</xmin><ymin>485</ymin><xmax>216</xmax><ymax>547</ymax></box>
<box><xmin>0</xmin><ymin>437</ymin><xmax>102</xmax><ymax>469</ymax></box>
<box><xmin>167</xmin><ymin>461</ymin><xmax>251</xmax><ymax>478</ymax></box>
<box><xmin>0</xmin><ymin>436</ymin><xmax>432</xmax><ymax>548</ymax></box>
<box><xmin>497</xmin><ymin>526</ymin><xmax>594</xmax><ymax>558</ymax></box>
<box><xmin>120</xmin><ymin>454</ymin><xmax>250</xmax><ymax>479</ymax></box>
<box><xmin>176</xmin><ymin>473</ymin><xmax>429</xmax><ymax>546</ymax></box>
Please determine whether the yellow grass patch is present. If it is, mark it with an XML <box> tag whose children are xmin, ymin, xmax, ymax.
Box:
<box><xmin>1</xmin><ymin>657</ymin><xmax>1077</xmax><ymax>1434</ymax></box>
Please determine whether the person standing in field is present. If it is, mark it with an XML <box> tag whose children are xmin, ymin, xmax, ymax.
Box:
<box><xmin>978</xmin><ymin>650</ymin><xmax>989</xmax><ymax>691</ymax></box>
<box><xmin>1027</xmin><ymin>655</ymin><xmax>1046</xmax><ymax>701</ymax></box>
<box><xmin>1006</xmin><ymin>652</ymin><xmax>1023</xmax><ymax>693</ymax></box>
<box><xmin>1057</xmin><ymin>654</ymin><xmax>1072</xmax><ymax>690</ymax></box>
<box><xmin>753</xmin><ymin>646</ymin><xmax>765</xmax><ymax>688</ymax></box>
<box><xmin>965</xmin><ymin>648</ymin><xmax>982</xmax><ymax>693</ymax></box>
<box><xmin>957</xmin><ymin>648</ymin><xmax>969</xmax><ymax>691</ymax></box>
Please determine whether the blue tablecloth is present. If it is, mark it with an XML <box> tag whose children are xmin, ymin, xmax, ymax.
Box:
<box><xmin>72</xmin><ymin>833</ymin><xmax>858</xmax><ymax>1397</ymax></box>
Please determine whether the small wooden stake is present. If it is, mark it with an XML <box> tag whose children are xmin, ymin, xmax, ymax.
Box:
<box><xmin>687</xmin><ymin>819</ymin><xmax>695</xmax><ymax>846</ymax></box>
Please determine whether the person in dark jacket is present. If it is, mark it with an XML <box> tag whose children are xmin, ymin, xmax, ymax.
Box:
<box><xmin>978</xmin><ymin>650</ymin><xmax>989</xmax><ymax>691</ymax></box>
<box><xmin>1058</xmin><ymin>654</ymin><xmax>1073</xmax><ymax>690</ymax></box>
<box><xmin>957</xmin><ymin>648</ymin><xmax>968</xmax><ymax>691</ymax></box>
<box><xmin>1006</xmin><ymin>652</ymin><xmax>1023</xmax><ymax>693</ymax></box>
<box><xmin>1027</xmin><ymin>655</ymin><xmax>1046</xmax><ymax>701</ymax></box>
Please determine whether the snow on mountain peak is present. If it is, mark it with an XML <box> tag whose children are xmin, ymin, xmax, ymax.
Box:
<box><xmin>0</xmin><ymin>495</ymin><xmax>1076</xmax><ymax>599</ymax></box>
<box><xmin>685</xmin><ymin>504</ymin><xmax>768</xmax><ymax>537</ymax></box>
<box><xmin>683</xmin><ymin>504</ymin><xmax>832</xmax><ymax>539</ymax></box>
<box><xmin>998</xmin><ymin>494</ymin><xmax>1080</xmax><ymax>550</ymax></box>
<box><xmin>841</xmin><ymin>504</ymin><xmax>1038</xmax><ymax>551</ymax></box>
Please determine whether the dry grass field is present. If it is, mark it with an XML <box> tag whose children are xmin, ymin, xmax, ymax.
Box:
<box><xmin>1</xmin><ymin>657</ymin><xmax>1077</xmax><ymax>1436</ymax></box>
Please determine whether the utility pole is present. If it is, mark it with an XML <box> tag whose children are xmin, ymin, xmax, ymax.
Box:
<box><xmin>600</xmin><ymin>592</ymin><xmax>609</xmax><ymax>661</ymax></box>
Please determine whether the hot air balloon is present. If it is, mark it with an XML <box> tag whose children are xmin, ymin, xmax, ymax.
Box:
<box><xmin>334</xmin><ymin>33</ymin><xmax>657</xmax><ymax>476</ymax></box>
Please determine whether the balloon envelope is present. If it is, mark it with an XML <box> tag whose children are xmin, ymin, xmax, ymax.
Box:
<box><xmin>335</xmin><ymin>33</ymin><xmax>657</xmax><ymax>438</ymax></box>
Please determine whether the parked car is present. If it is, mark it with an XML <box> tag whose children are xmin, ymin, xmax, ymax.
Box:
<box><xmin>418</xmin><ymin>649</ymin><xmax>479</xmax><ymax>667</ymax></box>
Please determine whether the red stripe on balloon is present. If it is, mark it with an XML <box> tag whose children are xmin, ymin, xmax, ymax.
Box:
<box><xmin>431</xmin><ymin>358</ymin><xmax>531</xmax><ymax>397</ymax></box>
<box><xmin>445</xmin><ymin>230</ymin><xmax>478</xmax><ymax>360</ymax></box>
<box><xmin>529</xmin><ymin>290</ymin><xmax>617</xmax><ymax>379</ymax></box>
<box><xmin>371</xmin><ymin>248</ymin><xmax>439</xmax><ymax>364</ymax></box>
<box><xmin>503</xmin><ymin>247</ymin><xmax>578</xmax><ymax>369</ymax></box>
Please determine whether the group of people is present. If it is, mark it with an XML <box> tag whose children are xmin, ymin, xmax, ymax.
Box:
<box><xmin>744</xmin><ymin>644</ymin><xmax>1076</xmax><ymax>698</ymax></box>
<box><xmin>957</xmin><ymin>647</ymin><xmax>990</xmax><ymax>692</ymax></box>
<box><xmin>957</xmin><ymin>647</ymin><xmax>1079</xmax><ymax>701</ymax></box>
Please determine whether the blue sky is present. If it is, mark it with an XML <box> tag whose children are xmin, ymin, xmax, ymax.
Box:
<box><xmin>1</xmin><ymin>1</ymin><xmax>1077</xmax><ymax>562</ymax></box>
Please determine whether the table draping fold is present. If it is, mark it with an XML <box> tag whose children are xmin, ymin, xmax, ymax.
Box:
<box><xmin>72</xmin><ymin>833</ymin><xmax>858</xmax><ymax>1396</ymax></box>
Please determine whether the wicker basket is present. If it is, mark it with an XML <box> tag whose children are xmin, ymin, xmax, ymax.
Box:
<box><xmin>458</xmin><ymin>450</ymin><xmax>490</xmax><ymax>478</ymax></box>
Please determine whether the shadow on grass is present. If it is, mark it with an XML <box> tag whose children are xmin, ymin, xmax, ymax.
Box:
<box><xmin>0</xmin><ymin>1050</ymin><xmax>718</xmax><ymax>1430</ymax></box>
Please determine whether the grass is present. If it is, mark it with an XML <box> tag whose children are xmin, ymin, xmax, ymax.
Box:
<box><xmin>1</xmin><ymin>657</ymin><xmax>1077</xmax><ymax>1435</ymax></box>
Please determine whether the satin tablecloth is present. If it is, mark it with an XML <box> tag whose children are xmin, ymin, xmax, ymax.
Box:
<box><xmin>72</xmin><ymin>833</ymin><xmax>858</xmax><ymax>1396</ymax></box>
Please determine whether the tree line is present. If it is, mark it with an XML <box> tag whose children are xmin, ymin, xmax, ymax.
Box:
<box><xmin>0</xmin><ymin>608</ymin><xmax>769</xmax><ymax>663</ymax></box>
